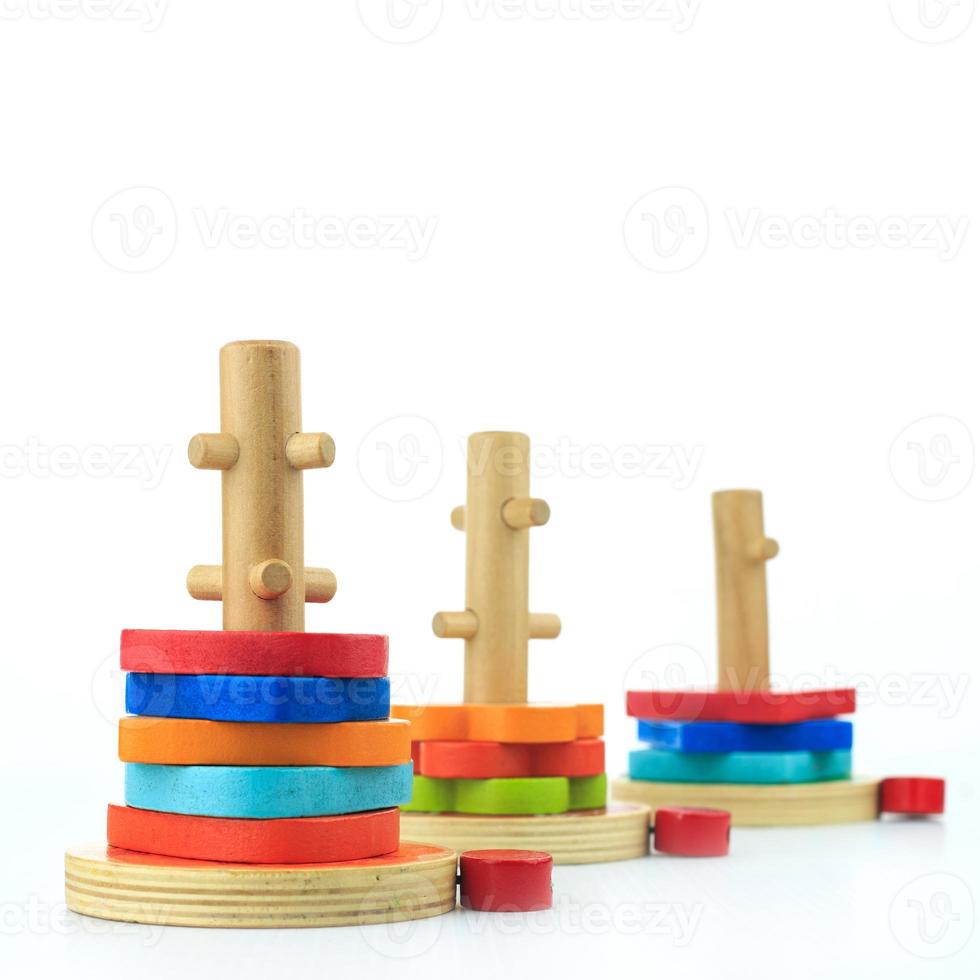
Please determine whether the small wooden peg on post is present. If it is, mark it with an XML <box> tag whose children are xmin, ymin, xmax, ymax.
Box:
<box><xmin>187</xmin><ymin>340</ymin><xmax>335</xmax><ymax>631</ymax></box>
<box><xmin>712</xmin><ymin>489</ymin><xmax>778</xmax><ymax>692</ymax></box>
<box><xmin>434</xmin><ymin>431</ymin><xmax>560</xmax><ymax>704</ymax></box>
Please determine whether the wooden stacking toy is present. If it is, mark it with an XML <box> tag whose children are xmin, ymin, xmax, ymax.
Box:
<box><xmin>65</xmin><ymin>342</ymin><xmax>550</xmax><ymax>928</ymax></box>
<box><xmin>394</xmin><ymin>432</ymin><xmax>651</xmax><ymax>864</ymax></box>
<box><xmin>613</xmin><ymin>490</ymin><xmax>945</xmax><ymax>826</ymax></box>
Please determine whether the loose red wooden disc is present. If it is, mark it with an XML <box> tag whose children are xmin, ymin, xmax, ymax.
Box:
<box><xmin>627</xmin><ymin>688</ymin><xmax>856</xmax><ymax>724</ymax></box>
<box><xmin>120</xmin><ymin>629</ymin><xmax>388</xmax><ymax>677</ymax></box>
<box><xmin>879</xmin><ymin>777</ymin><xmax>945</xmax><ymax>815</ymax></box>
<box><xmin>458</xmin><ymin>849</ymin><xmax>553</xmax><ymax>911</ymax></box>
<box><xmin>107</xmin><ymin>804</ymin><xmax>400</xmax><ymax>864</ymax></box>
<box><xmin>654</xmin><ymin>807</ymin><xmax>731</xmax><ymax>857</ymax></box>
<box><xmin>413</xmin><ymin>739</ymin><xmax>605</xmax><ymax>779</ymax></box>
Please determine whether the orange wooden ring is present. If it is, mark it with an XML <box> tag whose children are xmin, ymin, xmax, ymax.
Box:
<box><xmin>391</xmin><ymin>703</ymin><xmax>603</xmax><ymax>744</ymax></box>
<box><xmin>106</xmin><ymin>804</ymin><xmax>401</xmax><ymax>864</ymax></box>
<box><xmin>118</xmin><ymin>717</ymin><xmax>411</xmax><ymax>766</ymax></box>
<box><xmin>414</xmin><ymin>738</ymin><xmax>605</xmax><ymax>778</ymax></box>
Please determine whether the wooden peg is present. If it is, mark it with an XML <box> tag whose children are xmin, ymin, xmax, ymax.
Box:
<box><xmin>434</xmin><ymin>432</ymin><xmax>556</xmax><ymax>703</ymax></box>
<box><xmin>188</xmin><ymin>340</ymin><xmax>334</xmax><ymax>631</ymax></box>
<box><xmin>528</xmin><ymin>613</ymin><xmax>561</xmax><ymax>639</ymax></box>
<box><xmin>432</xmin><ymin>611</ymin><xmax>479</xmax><ymax>639</ymax></box>
<box><xmin>188</xmin><ymin>433</ymin><xmax>240</xmax><ymax>470</ymax></box>
<box><xmin>501</xmin><ymin>498</ymin><xmax>550</xmax><ymax>530</ymax></box>
<box><xmin>286</xmin><ymin>432</ymin><xmax>336</xmax><ymax>470</ymax></box>
<box><xmin>187</xmin><ymin>564</ymin><xmax>222</xmax><ymax>601</ymax></box>
<box><xmin>713</xmin><ymin>490</ymin><xmax>776</xmax><ymax>692</ymax></box>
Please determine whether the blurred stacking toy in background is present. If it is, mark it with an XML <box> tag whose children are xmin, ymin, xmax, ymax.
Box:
<box><xmin>613</xmin><ymin>490</ymin><xmax>945</xmax><ymax>826</ymax></box>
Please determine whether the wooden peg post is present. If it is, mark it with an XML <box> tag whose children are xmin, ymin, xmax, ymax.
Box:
<box><xmin>712</xmin><ymin>489</ymin><xmax>778</xmax><ymax>691</ymax></box>
<box><xmin>434</xmin><ymin>431</ymin><xmax>559</xmax><ymax>704</ymax></box>
<box><xmin>187</xmin><ymin>340</ymin><xmax>335</xmax><ymax>631</ymax></box>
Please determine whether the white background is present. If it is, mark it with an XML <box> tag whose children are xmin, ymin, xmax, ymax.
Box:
<box><xmin>1</xmin><ymin>2</ymin><xmax>977</xmax><ymax>977</ymax></box>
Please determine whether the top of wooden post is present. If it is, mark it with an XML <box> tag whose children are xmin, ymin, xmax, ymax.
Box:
<box><xmin>433</xmin><ymin>431</ymin><xmax>560</xmax><ymax>704</ymax></box>
<box><xmin>185</xmin><ymin>340</ymin><xmax>336</xmax><ymax>632</ymax></box>
<box><xmin>712</xmin><ymin>489</ymin><xmax>779</xmax><ymax>691</ymax></box>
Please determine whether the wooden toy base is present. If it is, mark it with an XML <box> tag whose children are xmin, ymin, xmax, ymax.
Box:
<box><xmin>612</xmin><ymin>776</ymin><xmax>881</xmax><ymax>826</ymax></box>
<box><xmin>64</xmin><ymin>841</ymin><xmax>458</xmax><ymax>928</ymax></box>
<box><xmin>399</xmin><ymin>804</ymin><xmax>651</xmax><ymax>865</ymax></box>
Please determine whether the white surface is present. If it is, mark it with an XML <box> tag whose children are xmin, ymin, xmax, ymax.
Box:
<box><xmin>1</xmin><ymin>2</ymin><xmax>978</xmax><ymax>977</ymax></box>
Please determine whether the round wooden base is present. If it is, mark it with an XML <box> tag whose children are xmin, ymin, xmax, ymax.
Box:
<box><xmin>64</xmin><ymin>841</ymin><xmax>458</xmax><ymax>928</ymax></box>
<box><xmin>612</xmin><ymin>776</ymin><xmax>881</xmax><ymax>826</ymax></box>
<box><xmin>399</xmin><ymin>804</ymin><xmax>651</xmax><ymax>865</ymax></box>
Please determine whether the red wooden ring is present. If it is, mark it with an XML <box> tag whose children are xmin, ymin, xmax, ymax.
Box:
<box><xmin>413</xmin><ymin>739</ymin><xmax>605</xmax><ymax>779</ymax></box>
<box><xmin>627</xmin><ymin>687</ymin><xmax>856</xmax><ymax>724</ymax></box>
<box><xmin>107</xmin><ymin>804</ymin><xmax>400</xmax><ymax>864</ymax></box>
<box><xmin>654</xmin><ymin>807</ymin><xmax>731</xmax><ymax>857</ymax></box>
<box><xmin>879</xmin><ymin>777</ymin><xmax>945</xmax><ymax>815</ymax></box>
<box><xmin>458</xmin><ymin>849</ymin><xmax>553</xmax><ymax>911</ymax></box>
<box><xmin>121</xmin><ymin>629</ymin><xmax>388</xmax><ymax>677</ymax></box>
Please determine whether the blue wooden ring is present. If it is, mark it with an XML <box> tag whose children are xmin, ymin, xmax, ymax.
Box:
<box><xmin>637</xmin><ymin>719</ymin><xmax>853</xmax><ymax>753</ymax></box>
<box><xmin>124</xmin><ymin>762</ymin><xmax>414</xmax><ymax>818</ymax></box>
<box><xmin>125</xmin><ymin>673</ymin><xmax>390</xmax><ymax>723</ymax></box>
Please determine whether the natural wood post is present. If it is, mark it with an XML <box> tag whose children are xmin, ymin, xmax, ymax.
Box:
<box><xmin>187</xmin><ymin>340</ymin><xmax>335</xmax><ymax>631</ymax></box>
<box><xmin>713</xmin><ymin>489</ymin><xmax>779</xmax><ymax>691</ymax></box>
<box><xmin>433</xmin><ymin>431</ymin><xmax>559</xmax><ymax>703</ymax></box>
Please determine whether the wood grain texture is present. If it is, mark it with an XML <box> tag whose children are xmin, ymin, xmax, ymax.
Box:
<box><xmin>120</xmin><ymin>629</ymin><xmax>387</xmax><ymax>677</ymax></box>
<box><xmin>612</xmin><ymin>776</ymin><xmax>880</xmax><ymax>826</ymax></box>
<box><xmin>64</xmin><ymin>841</ymin><xmax>457</xmax><ymax>928</ymax></box>
<box><xmin>433</xmin><ymin>432</ymin><xmax>559</xmax><ymax>703</ymax></box>
<box><xmin>400</xmin><ymin>804</ymin><xmax>651</xmax><ymax>865</ymax></box>
<box><xmin>107</xmin><ymin>805</ymin><xmax>400</xmax><ymax>864</ymax></box>
<box><xmin>391</xmin><ymin>703</ymin><xmax>603</xmax><ymax>743</ymax></box>
<box><xmin>119</xmin><ymin>717</ymin><xmax>410</xmax><ymax>766</ymax></box>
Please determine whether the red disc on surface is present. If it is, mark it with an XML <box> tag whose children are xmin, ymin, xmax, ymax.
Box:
<box><xmin>654</xmin><ymin>807</ymin><xmax>731</xmax><ymax>857</ymax></box>
<box><xmin>107</xmin><ymin>804</ymin><xmax>400</xmax><ymax>864</ymax></box>
<box><xmin>879</xmin><ymin>777</ymin><xmax>945</xmax><ymax>815</ymax></box>
<box><xmin>458</xmin><ymin>849</ymin><xmax>553</xmax><ymax>911</ymax></box>
<box><xmin>120</xmin><ymin>629</ymin><xmax>388</xmax><ymax>677</ymax></box>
